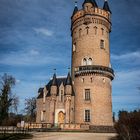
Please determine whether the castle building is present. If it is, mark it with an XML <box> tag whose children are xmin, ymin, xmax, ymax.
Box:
<box><xmin>36</xmin><ymin>0</ymin><xmax>114</xmax><ymax>128</ymax></box>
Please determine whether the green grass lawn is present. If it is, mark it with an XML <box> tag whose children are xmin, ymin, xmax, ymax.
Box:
<box><xmin>0</xmin><ymin>133</ymin><xmax>33</xmax><ymax>140</ymax></box>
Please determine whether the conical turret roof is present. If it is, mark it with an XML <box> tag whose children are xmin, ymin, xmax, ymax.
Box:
<box><xmin>103</xmin><ymin>0</ymin><xmax>111</xmax><ymax>13</ymax></box>
<box><xmin>65</xmin><ymin>72</ymin><xmax>72</xmax><ymax>85</ymax></box>
<box><xmin>51</xmin><ymin>73</ymin><xmax>57</xmax><ymax>86</ymax></box>
<box><xmin>72</xmin><ymin>1</ymin><xmax>78</xmax><ymax>17</ymax></box>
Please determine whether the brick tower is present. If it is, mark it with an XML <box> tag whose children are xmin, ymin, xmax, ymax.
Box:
<box><xmin>71</xmin><ymin>0</ymin><xmax>114</xmax><ymax>127</ymax></box>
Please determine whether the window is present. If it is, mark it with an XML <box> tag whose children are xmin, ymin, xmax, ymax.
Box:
<box><xmin>85</xmin><ymin>110</ymin><xmax>90</xmax><ymax>122</ymax></box>
<box><xmin>41</xmin><ymin>111</ymin><xmax>46</xmax><ymax>122</ymax></box>
<box><xmin>100</xmin><ymin>40</ymin><xmax>105</xmax><ymax>49</ymax></box>
<box><xmin>83</xmin><ymin>58</ymin><xmax>87</xmax><ymax>66</ymax></box>
<box><xmin>86</xmin><ymin>26</ymin><xmax>89</xmax><ymax>34</ymax></box>
<box><xmin>94</xmin><ymin>26</ymin><xmax>97</xmax><ymax>35</ymax></box>
<box><xmin>43</xmin><ymin>91</ymin><xmax>46</xmax><ymax>103</ymax></box>
<box><xmin>73</xmin><ymin>43</ymin><xmax>76</xmax><ymax>52</ymax></box>
<box><xmin>60</xmin><ymin>90</ymin><xmax>64</xmax><ymax>102</ymax></box>
<box><xmin>85</xmin><ymin>89</ymin><xmax>90</xmax><ymax>100</ymax></box>
<box><xmin>87</xmin><ymin>58</ymin><xmax>92</xmax><ymax>65</ymax></box>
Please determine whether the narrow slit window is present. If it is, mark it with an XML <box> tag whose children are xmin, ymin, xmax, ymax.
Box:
<box><xmin>94</xmin><ymin>27</ymin><xmax>97</xmax><ymax>35</ymax></box>
<box><xmin>100</xmin><ymin>40</ymin><xmax>105</xmax><ymax>49</ymax></box>
<box><xmin>86</xmin><ymin>27</ymin><xmax>89</xmax><ymax>34</ymax></box>
<box><xmin>85</xmin><ymin>110</ymin><xmax>90</xmax><ymax>122</ymax></box>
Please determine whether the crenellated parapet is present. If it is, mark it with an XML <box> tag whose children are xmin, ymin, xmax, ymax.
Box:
<box><xmin>71</xmin><ymin>1</ymin><xmax>111</xmax><ymax>37</ymax></box>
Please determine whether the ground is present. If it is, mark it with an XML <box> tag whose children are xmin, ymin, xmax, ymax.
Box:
<box><xmin>24</xmin><ymin>132</ymin><xmax>117</xmax><ymax>140</ymax></box>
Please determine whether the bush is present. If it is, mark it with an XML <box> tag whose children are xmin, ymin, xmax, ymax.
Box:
<box><xmin>115</xmin><ymin>110</ymin><xmax>140</xmax><ymax>140</ymax></box>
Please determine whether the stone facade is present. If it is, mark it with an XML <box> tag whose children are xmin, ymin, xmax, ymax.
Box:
<box><xmin>36</xmin><ymin>0</ymin><xmax>114</xmax><ymax>128</ymax></box>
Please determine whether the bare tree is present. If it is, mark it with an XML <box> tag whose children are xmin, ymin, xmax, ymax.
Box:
<box><xmin>24</xmin><ymin>97</ymin><xmax>36</xmax><ymax>122</ymax></box>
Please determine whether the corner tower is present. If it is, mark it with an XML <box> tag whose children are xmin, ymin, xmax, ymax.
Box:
<box><xmin>71</xmin><ymin>0</ymin><xmax>114</xmax><ymax>127</ymax></box>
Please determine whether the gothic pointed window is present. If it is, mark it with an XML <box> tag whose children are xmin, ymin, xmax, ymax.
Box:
<box><xmin>83</xmin><ymin>58</ymin><xmax>87</xmax><ymax>66</ymax></box>
<box><xmin>87</xmin><ymin>58</ymin><xmax>92</xmax><ymax>65</ymax></box>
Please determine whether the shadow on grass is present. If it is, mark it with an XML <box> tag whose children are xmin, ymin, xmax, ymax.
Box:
<box><xmin>0</xmin><ymin>133</ymin><xmax>33</xmax><ymax>140</ymax></box>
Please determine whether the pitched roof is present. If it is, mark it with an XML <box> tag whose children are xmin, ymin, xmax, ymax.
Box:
<box><xmin>37</xmin><ymin>75</ymin><xmax>75</xmax><ymax>98</ymax></box>
<box><xmin>37</xmin><ymin>88</ymin><xmax>44</xmax><ymax>99</ymax></box>
<box><xmin>103</xmin><ymin>0</ymin><xmax>111</xmax><ymax>13</ymax></box>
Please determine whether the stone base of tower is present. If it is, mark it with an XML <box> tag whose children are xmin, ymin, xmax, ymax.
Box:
<box><xmin>89</xmin><ymin>125</ymin><xmax>116</xmax><ymax>133</ymax></box>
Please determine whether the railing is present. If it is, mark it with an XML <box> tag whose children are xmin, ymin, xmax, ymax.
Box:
<box><xmin>75</xmin><ymin>65</ymin><xmax>114</xmax><ymax>80</ymax></box>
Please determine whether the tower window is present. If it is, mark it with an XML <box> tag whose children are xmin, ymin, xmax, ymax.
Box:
<box><xmin>85</xmin><ymin>89</ymin><xmax>90</xmax><ymax>100</ymax></box>
<box><xmin>86</xmin><ymin>26</ymin><xmax>89</xmax><ymax>34</ymax></box>
<box><xmin>100</xmin><ymin>40</ymin><xmax>105</xmax><ymax>49</ymax></box>
<box><xmin>73</xmin><ymin>43</ymin><xmax>76</xmax><ymax>52</ymax></box>
<box><xmin>83</xmin><ymin>58</ymin><xmax>87</xmax><ymax>66</ymax></box>
<box><xmin>87</xmin><ymin>58</ymin><xmax>92</xmax><ymax>65</ymax></box>
<box><xmin>94</xmin><ymin>26</ymin><xmax>97</xmax><ymax>35</ymax></box>
<box><xmin>85</xmin><ymin>110</ymin><xmax>90</xmax><ymax>122</ymax></box>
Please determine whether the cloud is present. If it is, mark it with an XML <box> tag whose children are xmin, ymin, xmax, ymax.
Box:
<box><xmin>34</xmin><ymin>28</ymin><xmax>53</xmax><ymax>37</ymax></box>
<box><xmin>0</xmin><ymin>50</ymin><xmax>65</xmax><ymax>66</ymax></box>
<box><xmin>111</xmin><ymin>51</ymin><xmax>140</xmax><ymax>61</ymax></box>
<box><xmin>16</xmin><ymin>79</ymin><xmax>21</xmax><ymax>84</ymax></box>
<box><xmin>30</xmin><ymin>49</ymin><xmax>40</xmax><ymax>56</ymax></box>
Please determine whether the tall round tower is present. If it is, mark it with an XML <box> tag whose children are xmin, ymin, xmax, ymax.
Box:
<box><xmin>71</xmin><ymin>0</ymin><xmax>114</xmax><ymax>127</ymax></box>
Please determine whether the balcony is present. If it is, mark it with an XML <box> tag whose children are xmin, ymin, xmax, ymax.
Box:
<box><xmin>74</xmin><ymin>65</ymin><xmax>114</xmax><ymax>80</ymax></box>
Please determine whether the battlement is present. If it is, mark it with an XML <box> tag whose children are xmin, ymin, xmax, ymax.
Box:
<box><xmin>72</xmin><ymin>7</ymin><xmax>111</xmax><ymax>24</ymax></box>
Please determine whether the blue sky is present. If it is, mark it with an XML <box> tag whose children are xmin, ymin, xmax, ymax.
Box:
<box><xmin>0</xmin><ymin>0</ymin><xmax>140</xmax><ymax>115</ymax></box>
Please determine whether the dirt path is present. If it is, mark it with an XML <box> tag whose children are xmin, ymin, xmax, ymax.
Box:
<box><xmin>24</xmin><ymin>132</ymin><xmax>117</xmax><ymax>140</ymax></box>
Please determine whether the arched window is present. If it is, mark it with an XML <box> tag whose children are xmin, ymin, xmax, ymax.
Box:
<box><xmin>87</xmin><ymin>58</ymin><xmax>92</xmax><ymax>65</ymax></box>
<box><xmin>83</xmin><ymin>58</ymin><xmax>87</xmax><ymax>66</ymax></box>
<box><xmin>86</xmin><ymin>26</ymin><xmax>89</xmax><ymax>34</ymax></box>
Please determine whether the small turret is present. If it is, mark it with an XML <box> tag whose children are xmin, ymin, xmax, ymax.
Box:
<box><xmin>72</xmin><ymin>1</ymin><xmax>78</xmax><ymax>17</ymax></box>
<box><xmin>82</xmin><ymin>0</ymin><xmax>98</xmax><ymax>8</ymax></box>
<box><xmin>65</xmin><ymin>72</ymin><xmax>72</xmax><ymax>95</ymax></box>
<box><xmin>52</xmin><ymin>73</ymin><xmax>57</xmax><ymax>86</ymax></box>
<box><xmin>51</xmin><ymin>73</ymin><xmax>58</xmax><ymax>95</ymax></box>
<box><xmin>65</xmin><ymin>72</ymin><xmax>72</xmax><ymax>85</ymax></box>
<box><xmin>103</xmin><ymin>0</ymin><xmax>111</xmax><ymax>13</ymax></box>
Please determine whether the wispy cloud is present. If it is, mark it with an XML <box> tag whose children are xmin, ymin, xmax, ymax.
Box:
<box><xmin>0</xmin><ymin>50</ymin><xmax>64</xmax><ymax>66</ymax></box>
<box><xmin>30</xmin><ymin>49</ymin><xmax>40</xmax><ymax>56</ymax></box>
<box><xmin>34</xmin><ymin>28</ymin><xmax>53</xmax><ymax>37</ymax></box>
<box><xmin>111</xmin><ymin>51</ymin><xmax>140</xmax><ymax>61</ymax></box>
